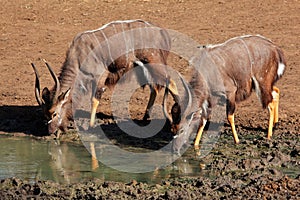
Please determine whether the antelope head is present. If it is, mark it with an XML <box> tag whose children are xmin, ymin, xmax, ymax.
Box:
<box><xmin>31</xmin><ymin>62</ymin><xmax>73</xmax><ymax>135</ymax></box>
<box><xmin>163</xmin><ymin>75</ymin><xmax>196</xmax><ymax>155</ymax></box>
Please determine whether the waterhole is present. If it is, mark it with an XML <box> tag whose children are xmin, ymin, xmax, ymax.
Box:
<box><xmin>0</xmin><ymin>136</ymin><xmax>203</xmax><ymax>184</ymax></box>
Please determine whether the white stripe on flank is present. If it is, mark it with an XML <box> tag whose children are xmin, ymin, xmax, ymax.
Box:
<box><xmin>99</xmin><ymin>29</ymin><xmax>113</xmax><ymax>64</ymax></box>
<box><xmin>277</xmin><ymin>62</ymin><xmax>285</xmax><ymax>77</ymax></box>
<box><xmin>120</xmin><ymin>22</ymin><xmax>129</xmax><ymax>66</ymax></box>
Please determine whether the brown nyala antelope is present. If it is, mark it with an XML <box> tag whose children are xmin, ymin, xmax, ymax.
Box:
<box><xmin>32</xmin><ymin>19</ymin><xmax>179</xmax><ymax>135</ymax></box>
<box><xmin>165</xmin><ymin>35</ymin><xmax>286</xmax><ymax>151</ymax></box>
<box><xmin>203</xmin><ymin>35</ymin><xmax>286</xmax><ymax>144</ymax></box>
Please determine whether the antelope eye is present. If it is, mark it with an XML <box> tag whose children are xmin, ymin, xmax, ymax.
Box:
<box><xmin>52</xmin><ymin>112</ymin><xmax>57</xmax><ymax>118</ymax></box>
<box><xmin>179</xmin><ymin>129</ymin><xmax>185</xmax><ymax>135</ymax></box>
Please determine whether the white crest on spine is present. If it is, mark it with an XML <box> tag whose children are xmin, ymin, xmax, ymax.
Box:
<box><xmin>205</xmin><ymin>34</ymin><xmax>268</xmax><ymax>49</ymax></box>
<box><xmin>83</xmin><ymin>19</ymin><xmax>148</xmax><ymax>34</ymax></box>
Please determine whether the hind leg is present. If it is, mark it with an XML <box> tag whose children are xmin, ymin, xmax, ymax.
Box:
<box><xmin>267</xmin><ymin>86</ymin><xmax>280</xmax><ymax>139</ymax></box>
<box><xmin>267</xmin><ymin>101</ymin><xmax>275</xmax><ymax>140</ymax></box>
<box><xmin>272</xmin><ymin>86</ymin><xmax>280</xmax><ymax>124</ymax></box>
<box><xmin>144</xmin><ymin>78</ymin><xmax>179</xmax><ymax>121</ymax></box>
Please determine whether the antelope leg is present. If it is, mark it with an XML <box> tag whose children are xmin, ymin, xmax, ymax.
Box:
<box><xmin>143</xmin><ymin>86</ymin><xmax>158</xmax><ymax>120</ymax></box>
<box><xmin>90</xmin><ymin>97</ymin><xmax>100</xmax><ymax>127</ymax></box>
<box><xmin>272</xmin><ymin>86</ymin><xmax>280</xmax><ymax>124</ymax></box>
<box><xmin>267</xmin><ymin>99</ymin><xmax>275</xmax><ymax>140</ymax></box>
<box><xmin>194</xmin><ymin>119</ymin><xmax>207</xmax><ymax>150</ymax></box>
<box><xmin>228</xmin><ymin>114</ymin><xmax>240</xmax><ymax>144</ymax></box>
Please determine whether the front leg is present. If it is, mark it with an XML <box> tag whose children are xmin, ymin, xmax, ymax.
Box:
<box><xmin>226</xmin><ymin>94</ymin><xmax>239</xmax><ymax>144</ymax></box>
<box><xmin>194</xmin><ymin>118</ymin><xmax>207</xmax><ymax>149</ymax></box>
<box><xmin>90</xmin><ymin>87</ymin><xmax>105</xmax><ymax>127</ymax></box>
<box><xmin>143</xmin><ymin>85</ymin><xmax>158</xmax><ymax>121</ymax></box>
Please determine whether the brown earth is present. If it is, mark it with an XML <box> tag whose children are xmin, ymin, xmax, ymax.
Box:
<box><xmin>0</xmin><ymin>0</ymin><xmax>299</xmax><ymax>199</ymax></box>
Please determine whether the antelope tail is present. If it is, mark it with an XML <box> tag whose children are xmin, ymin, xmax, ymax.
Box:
<box><xmin>276</xmin><ymin>48</ymin><xmax>286</xmax><ymax>79</ymax></box>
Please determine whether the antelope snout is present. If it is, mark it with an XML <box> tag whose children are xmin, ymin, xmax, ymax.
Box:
<box><xmin>172</xmin><ymin>130</ymin><xmax>189</xmax><ymax>155</ymax></box>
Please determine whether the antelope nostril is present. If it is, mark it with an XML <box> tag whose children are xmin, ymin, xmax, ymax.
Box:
<box><xmin>171</xmin><ymin>146</ymin><xmax>181</xmax><ymax>156</ymax></box>
<box><xmin>179</xmin><ymin>129</ymin><xmax>184</xmax><ymax>135</ymax></box>
<box><xmin>48</xmin><ymin>126</ymin><xmax>57</xmax><ymax>135</ymax></box>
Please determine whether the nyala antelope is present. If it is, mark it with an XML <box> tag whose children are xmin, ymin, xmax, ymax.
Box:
<box><xmin>164</xmin><ymin>35</ymin><xmax>286</xmax><ymax>153</ymax></box>
<box><xmin>32</xmin><ymin>20</ymin><xmax>179</xmax><ymax>135</ymax></box>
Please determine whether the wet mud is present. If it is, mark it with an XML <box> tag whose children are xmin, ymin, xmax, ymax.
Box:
<box><xmin>1</xmin><ymin>122</ymin><xmax>299</xmax><ymax>199</ymax></box>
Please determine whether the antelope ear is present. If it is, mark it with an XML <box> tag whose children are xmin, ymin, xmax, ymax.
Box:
<box><xmin>63</xmin><ymin>88</ymin><xmax>71</xmax><ymax>99</ymax></box>
<box><xmin>58</xmin><ymin>88</ymin><xmax>71</xmax><ymax>102</ymax></box>
<box><xmin>171</xmin><ymin>103</ymin><xmax>181</xmax><ymax>124</ymax></box>
<box><xmin>42</xmin><ymin>87</ymin><xmax>50</xmax><ymax>105</ymax></box>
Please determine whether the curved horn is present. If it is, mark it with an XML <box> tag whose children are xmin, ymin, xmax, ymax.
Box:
<box><xmin>179</xmin><ymin>73</ymin><xmax>192</xmax><ymax>118</ymax></box>
<box><xmin>163</xmin><ymin>78</ymin><xmax>173</xmax><ymax>123</ymax></box>
<box><xmin>43</xmin><ymin>59</ymin><xmax>60</xmax><ymax>101</ymax></box>
<box><xmin>31</xmin><ymin>63</ymin><xmax>43</xmax><ymax>106</ymax></box>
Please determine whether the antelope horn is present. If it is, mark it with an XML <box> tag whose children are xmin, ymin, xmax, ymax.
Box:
<box><xmin>31</xmin><ymin>63</ymin><xmax>43</xmax><ymax>106</ymax></box>
<box><xmin>179</xmin><ymin>73</ymin><xmax>192</xmax><ymax>119</ymax></box>
<box><xmin>43</xmin><ymin>59</ymin><xmax>60</xmax><ymax>101</ymax></box>
<box><xmin>163</xmin><ymin>78</ymin><xmax>173</xmax><ymax>123</ymax></box>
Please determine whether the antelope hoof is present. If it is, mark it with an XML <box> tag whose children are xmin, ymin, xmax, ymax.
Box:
<box><xmin>273</xmin><ymin>122</ymin><xmax>279</xmax><ymax>129</ymax></box>
<box><xmin>234</xmin><ymin>139</ymin><xmax>240</xmax><ymax>145</ymax></box>
<box><xmin>267</xmin><ymin>136</ymin><xmax>272</xmax><ymax>140</ymax></box>
<box><xmin>194</xmin><ymin>145</ymin><xmax>201</xmax><ymax>156</ymax></box>
<box><xmin>90</xmin><ymin>121</ymin><xmax>95</xmax><ymax>128</ymax></box>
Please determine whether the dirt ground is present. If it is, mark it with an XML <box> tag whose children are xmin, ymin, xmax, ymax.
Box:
<box><xmin>0</xmin><ymin>0</ymin><xmax>299</xmax><ymax>199</ymax></box>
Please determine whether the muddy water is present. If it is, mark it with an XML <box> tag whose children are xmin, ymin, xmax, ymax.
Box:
<box><xmin>1</xmin><ymin>128</ymin><xmax>299</xmax><ymax>187</ymax></box>
<box><xmin>0</xmin><ymin>130</ymin><xmax>299</xmax><ymax>199</ymax></box>
<box><xmin>0</xmin><ymin>136</ymin><xmax>204</xmax><ymax>184</ymax></box>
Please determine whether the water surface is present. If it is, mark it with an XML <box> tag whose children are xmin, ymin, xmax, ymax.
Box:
<box><xmin>0</xmin><ymin>136</ymin><xmax>202</xmax><ymax>184</ymax></box>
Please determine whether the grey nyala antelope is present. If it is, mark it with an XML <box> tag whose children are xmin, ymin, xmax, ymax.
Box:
<box><xmin>32</xmin><ymin>19</ymin><xmax>179</xmax><ymax>135</ymax></box>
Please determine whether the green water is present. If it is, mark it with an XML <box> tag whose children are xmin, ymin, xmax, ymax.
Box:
<box><xmin>0</xmin><ymin>136</ymin><xmax>202</xmax><ymax>184</ymax></box>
